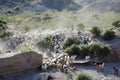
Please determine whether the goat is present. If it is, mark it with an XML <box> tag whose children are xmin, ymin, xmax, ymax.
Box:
<box><xmin>42</xmin><ymin>63</ymin><xmax>48</xmax><ymax>71</ymax></box>
<box><xmin>112</xmin><ymin>66</ymin><xmax>119</xmax><ymax>76</ymax></box>
<box><xmin>57</xmin><ymin>63</ymin><xmax>63</xmax><ymax>70</ymax></box>
<box><xmin>63</xmin><ymin>64</ymin><xmax>68</xmax><ymax>73</ymax></box>
<box><xmin>69</xmin><ymin>55</ymin><xmax>76</xmax><ymax>63</ymax></box>
<box><xmin>71</xmin><ymin>66</ymin><xmax>76</xmax><ymax>74</ymax></box>
<box><xmin>95</xmin><ymin>62</ymin><xmax>104</xmax><ymax>71</ymax></box>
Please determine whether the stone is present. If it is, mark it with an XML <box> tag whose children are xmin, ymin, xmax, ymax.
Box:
<box><xmin>0</xmin><ymin>51</ymin><xmax>42</xmax><ymax>76</ymax></box>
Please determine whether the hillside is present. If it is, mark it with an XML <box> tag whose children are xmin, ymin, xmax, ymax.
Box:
<box><xmin>0</xmin><ymin>0</ymin><xmax>120</xmax><ymax>53</ymax></box>
<box><xmin>0</xmin><ymin>0</ymin><xmax>120</xmax><ymax>80</ymax></box>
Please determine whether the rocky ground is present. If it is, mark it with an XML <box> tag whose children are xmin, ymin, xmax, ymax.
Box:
<box><xmin>0</xmin><ymin>62</ymin><xmax>120</xmax><ymax>80</ymax></box>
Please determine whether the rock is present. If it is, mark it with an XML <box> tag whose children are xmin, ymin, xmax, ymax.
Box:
<box><xmin>0</xmin><ymin>51</ymin><xmax>43</xmax><ymax>76</ymax></box>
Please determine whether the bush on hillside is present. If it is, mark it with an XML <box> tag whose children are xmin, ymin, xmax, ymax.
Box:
<box><xmin>63</xmin><ymin>36</ymin><xmax>79</xmax><ymax>49</ymax></box>
<box><xmin>65</xmin><ymin>44</ymin><xmax>89</xmax><ymax>57</ymax></box>
<box><xmin>79</xmin><ymin>44</ymin><xmax>89</xmax><ymax>57</ymax></box>
<box><xmin>0</xmin><ymin>17</ymin><xmax>8</xmax><ymax>38</ymax></box>
<box><xmin>90</xmin><ymin>26</ymin><xmax>101</xmax><ymax>38</ymax></box>
<box><xmin>75</xmin><ymin>72</ymin><xmax>92</xmax><ymax>80</ymax></box>
<box><xmin>65</xmin><ymin>44</ymin><xmax>80</xmax><ymax>55</ymax></box>
<box><xmin>65</xmin><ymin>42</ymin><xmax>112</xmax><ymax>58</ymax></box>
<box><xmin>112</xmin><ymin>20</ymin><xmax>120</xmax><ymax>28</ymax></box>
<box><xmin>14</xmin><ymin>6</ymin><xmax>20</xmax><ymax>11</ymax></box>
<box><xmin>102</xmin><ymin>29</ymin><xmax>115</xmax><ymax>40</ymax></box>
<box><xmin>88</xmin><ymin>43</ymin><xmax>101</xmax><ymax>57</ymax></box>
<box><xmin>88</xmin><ymin>43</ymin><xmax>112</xmax><ymax>58</ymax></box>
<box><xmin>97</xmin><ymin>44</ymin><xmax>112</xmax><ymax>59</ymax></box>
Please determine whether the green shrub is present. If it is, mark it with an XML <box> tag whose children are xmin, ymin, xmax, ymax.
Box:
<box><xmin>112</xmin><ymin>20</ymin><xmax>120</xmax><ymax>28</ymax></box>
<box><xmin>65</xmin><ymin>42</ymin><xmax>112</xmax><ymax>58</ymax></box>
<box><xmin>102</xmin><ymin>29</ymin><xmax>115</xmax><ymax>40</ymax></box>
<box><xmin>97</xmin><ymin>44</ymin><xmax>112</xmax><ymax>59</ymax></box>
<box><xmin>14</xmin><ymin>6</ymin><xmax>20</xmax><ymax>11</ymax></box>
<box><xmin>75</xmin><ymin>72</ymin><xmax>92</xmax><ymax>80</ymax></box>
<box><xmin>79</xmin><ymin>44</ymin><xmax>89</xmax><ymax>57</ymax></box>
<box><xmin>65</xmin><ymin>44</ymin><xmax>80</xmax><ymax>55</ymax></box>
<box><xmin>90</xmin><ymin>26</ymin><xmax>101</xmax><ymax>38</ymax></box>
<box><xmin>63</xmin><ymin>36</ymin><xmax>79</xmax><ymax>49</ymax></box>
<box><xmin>88</xmin><ymin>43</ymin><xmax>101</xmax><ymax>57</ymax></box>
<box><xmin>0</xmin><ymin>17</ymin><xmax>8</xmax><ymax>37</ymax></box>
<box><xmin>88</xmin><ymin>43</ymin><xmax>112</xmax><ymax>58</ymax></box>
<box><xmin>65</xmin><ymin>44</ymin><xmax>90</xmax><ymax>57</ymax></box>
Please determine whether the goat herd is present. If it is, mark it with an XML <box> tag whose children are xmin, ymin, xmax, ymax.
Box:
<box><xmin>41</xmin><ymin>54</ymin><xmax>119</xmax><ymax>76</ymax></box>
<box><xmin>42</xmin><ymin>54</ymin><xmax>77</xmax><ymax>73</ymax></box>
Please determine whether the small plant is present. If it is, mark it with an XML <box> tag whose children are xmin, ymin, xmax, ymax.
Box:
<box><xmin>90</xmin><ymin>26</ymin><xmax>101</xmax><ymax>38</ymax></box>
<box><xmin>63</xmin><ymin>36</ymin><xmax>79</xmax><ymax>49</ymax></box>
<box><xmin>14</xmin><ymin>6</ymin><xmax>20</xmax><ymax>11</ymax></box>
<box><xmin>75</xmin><ymin>72</ymin><xmax>92</xmax><ymax>80</ymax></box>
<box><xmin>102</xmin><ymin>29</ymin><xmax>115</xmax><ymax>40</ymax></box>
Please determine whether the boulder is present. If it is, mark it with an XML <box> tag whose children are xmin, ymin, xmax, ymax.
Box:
<box><xmin>0</xmin><ymin>51</ymin><xmax>42</xmax><ymax>76</ymax></box>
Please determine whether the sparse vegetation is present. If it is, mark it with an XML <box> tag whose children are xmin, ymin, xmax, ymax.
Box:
<box><xmin>75</xmin><ymin>72</ymin><xmax>92</xmax><ymax>80</ymax></box>
<box><xmin>37</xmin><ymin>36</ymin><xmax>54</xmax><ymax>52</ymax></box>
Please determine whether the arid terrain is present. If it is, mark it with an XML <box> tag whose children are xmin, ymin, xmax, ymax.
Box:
<box><xmin>0</xmin><ymin>0</ymin><xmax>120</xmax><ymax>80</ymax></box>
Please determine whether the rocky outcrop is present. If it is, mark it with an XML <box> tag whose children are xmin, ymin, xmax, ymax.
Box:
<box><xmin>0</xmin><ymin>51</ymin><xmax>42</xmax><ymax>76</ymax></box>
